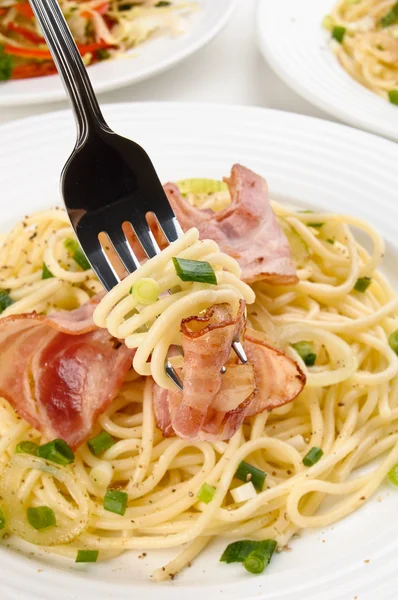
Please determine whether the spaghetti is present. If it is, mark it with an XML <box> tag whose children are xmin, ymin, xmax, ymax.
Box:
<box><xmin>1</xmin><ymin>189</ymin><xmax>398</xmax><ymax>581</ymax></box>
<box><xmin>323</xmin><ymin>0</ymin><xmax>398</xmax><ymax>103</ymax></box>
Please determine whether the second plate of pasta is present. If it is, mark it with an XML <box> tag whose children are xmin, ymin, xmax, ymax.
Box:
<box><xmin>256</xmin><ymin>0</ymin><xmax>398</xmax><ymax>142</ymax></box>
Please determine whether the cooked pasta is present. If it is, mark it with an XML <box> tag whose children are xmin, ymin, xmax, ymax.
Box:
<box><xmin>0</xmin><ymin>0</ymin><xmax>195</xmax><ymax>80</ymax></box>
<box><xmin>1</xmin><ymin>188</ymin><xmax>398</xmax><ymax>582</ymax></box>
<box><xmin>323</xmin><ymin>0</ymin><xmax>398</xmax><ymax>102</ymax></box>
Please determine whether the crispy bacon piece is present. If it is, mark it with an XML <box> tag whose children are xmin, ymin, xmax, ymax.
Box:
<box><xmin>0</xmin><ymin>303</ymin><xmax>134</xmax><ymax>449</ymax></box>
<box><xmin>153</xmin><ymin>304</ymin><xmax>305</xmax><ymax>441</ymax></box>
<box><xmin>164</xmin><ymin>164</ymin><xmax>298</xmax><ymax>285</ymax></box>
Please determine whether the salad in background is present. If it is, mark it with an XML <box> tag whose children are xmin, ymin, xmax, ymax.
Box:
<box><xmin>0</xmin><ymin>0</ymin><xmax>195</xmax><ymax>80</ymax></box>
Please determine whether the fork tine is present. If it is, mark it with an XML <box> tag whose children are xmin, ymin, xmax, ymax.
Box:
<box><xmin>106</xmin><ymin>229</ymin><xmax>140</xmax><ymax>275</ymax></box>
<box><xmin>76</xmin><ymin>229</ymin><xmax>120</xmax><ymax>291</ymax></box>
<box><xmin>130</xmin><ymin>218</ymin><xmax>161</xmax><ymax>259</ymax></box>
<box><xmin>155</xmin><ymin>214</ymin><xmax>184</xmax><ymax>244</ymax></box>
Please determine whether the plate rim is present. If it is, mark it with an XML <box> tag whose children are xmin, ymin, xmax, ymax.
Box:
<box><xmin>0</xmin><ymin>0</ymin><xmax>238</xmax><ymax>107</ymax></box>
<box><xmin>255</xmin><ymin>0</ymin><xmax>398</xmax><ymax>142</ymax></box>
<box><xmin>0</xmin><ymin>101</ymin><xmax>398</xmax><ymax>600</ymax></box>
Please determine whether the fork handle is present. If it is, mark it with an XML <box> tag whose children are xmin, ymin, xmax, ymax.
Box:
<box><xmin>28</xmin><ymin>0</ymin><xmax>110</xmax><ymax>142</ymax></box>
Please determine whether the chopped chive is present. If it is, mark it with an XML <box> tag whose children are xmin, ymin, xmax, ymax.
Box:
<box><xmin>0</xmin><ymin>44</ymin><xmax>12</xmax><ymax>81</ymax></box>
<box><xmin>388</xmin><ymin>90</ymin><xmax>398</xmax><ymax>106</ymax></box>
<box><xmin>42</xmin><ymin>263</ymin><xmax>54</xmax><ymax>279</ymax></box>
<box><xmin>243</xmin><ymin>551</ymin><xmax>265</xmax><ymax>574</ymax></box>
<box><xmin>96</xmin><ymin>48</ymin><xmax>110</xmax><ymax>60</ymax></box>
<box><xmin>0</xmin><ymin>290</ymin><xmax>13</xmax><ymax>314</ymax></box>
<box><xmin>303</xmin><ymin>447</ymin><xmax>324</xmax><ymax>467</ymax></box>
<box><xmin>308</xmin><ymin>222</ymin><xmax>325</xmax><ymax>228</ymax></box>
<box><xmin>235</xmin><ymin>461</ymin><xmax>266</xmax><ymax>492</ymax></box>
<box><xmin>380</xmin><ymin>2</ymin><xmax>398</xmax><ymax>27</ymax></box>
<box><xmin>76</xmin><ymin>550</ymin><xmax>99</xmax><ymax>563</ymax></box>
<box><xmin>388</xmin><ymin>464</ymin><xmax>398</xmax><ymax>486</ymax></box>
<box><xmin>332</xmin><ymin>25</ymin><xmax>346</xmax><ymax>43</ymax></box>
<box><xmin>322</xmin><ymin>15</ymin><xmax>334</xmax><ymax>31</ymax></box>
<box><xmin>326</xmin><ymin>238</ymin><xmax>335</xmax><ymax>245</ymax></box>
<box><xmin>220</xmin><ymin>539</ymin><xmax>277</xmax><ymax>565</ymax></box>
<box><xmin>354</xmin><ymin>277</ymin><xmax>371</xmax><ymax>293</ymax></box>
<box><xmin>172</xmin><ymin>257</ymin><xmax>217</xmax><ymax>285</ymax></box>
<box><xmin>197</xmin><ymin>482</ymin><xmax>216</xmax><ymax>504</ymax></box>
<box><xmin>27</xmin><ymin>506</ymin><xmax>56</xmax><ymax>530</ymax></box>
<box><xmin>130</xmin><ymin>277</ymin><xmax>160</xmax><ymax>305</ymax></box>
<box><xmin>64</xmin><ymin>238</ymin><xmax>91</xmax><ymax>271</ymax></box>
<box><xmin>104</xmin><ymin>489</ymin><xmax>128</xmax><ymax>515</ymax></box>
<box><xmin>155</xmin><ymin>0</ymin><xmax>171</xmax><ymax>5</ymax></box>
<box><xmin>15</xmin><ymin>441</ymin><xmax>39</xmax><ymax>455</ymax></box>
<box><xmin>87</xmin><ymin>431</ymin><xmax>115</xmax><ymax>457</ymax></box>
<box><xmin>388</xmin><ymin>330</ymin><xmax>398</xmax><ymax>355</ymax></box>
<box><xmin>291</xmin><ymin>341</ymin><xmax>316</xmax><ymax>367</ymax></box>
<box><xmin>0</xmin><ymin>508</ymin><xmax>5</xmax><ymax>530</ymax></box>
<box><xmin>37</xmin><ymin>439</ymin><xmax>74</xmax><ymax>466</ymax></box>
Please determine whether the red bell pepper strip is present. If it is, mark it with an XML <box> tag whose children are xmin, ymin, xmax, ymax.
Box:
<box><xmin>4</xmin><ymin>40</ymin><xmax>112</xmax><ymax>60</ymax></box>
<box><xmin>14</xmin><ymin>2</ymin><xmax>34</xmax><ymax>19</ymax></box>
<box><xmin>7</xmin><ymin>23</ymin><xmax>45</xmax><ymax>44</ymax></box>
<box><xmin>11</xmin><ymin>61</ymin><xmax>57</xmax><ymax>79</ymax></box>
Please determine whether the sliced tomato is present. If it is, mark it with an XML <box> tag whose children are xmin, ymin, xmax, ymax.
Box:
<box><xmin>7</xmin><ymin>23</ymin><xmax>45</xmax><ymax>44</ymax></box>
<box><xmin>14</xmin><ymin>2</ymin><xmax>34</xmax><ymax>19</ymax></box>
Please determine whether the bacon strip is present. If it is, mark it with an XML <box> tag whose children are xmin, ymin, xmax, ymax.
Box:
<box><xmin>164</xmin><ymin>164</ymin><xmax>298</xmax><ymax>285</ymax></box>
<box><xmin>153</xmin><ymin>304</ymin><xmax>305</xmax><ymax>441</ymax></box>
<box><xmin>0</xmin><ymin>303</ymin><xmax>134</xmax><ymax>449</ymax></box>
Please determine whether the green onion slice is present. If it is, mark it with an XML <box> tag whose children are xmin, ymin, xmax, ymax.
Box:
<box><xmin>0</xmin><ymin>507</ymin><xmax>5</xmax><ymax>530</ymax></box>
<box><xmin>308</xmin><ymin>222</ymin><xmax>324</xmax><ymax>229</ymax></box>
<box><xmin>37</xmin><ymin>439</ymin><xmax>74</xmax><ymax>465</ymax></box>
<box><xmin>0</xmin><ymin>290</ymin><xmax>13</xmax><ymax>314</ymax></box>
<box><xmin>235</xmin><ymin>461</ymin><xmax>266</xmax><ymax>492</ymax></box>
<box><xmin>130</xmin><ymin>277</ymin><xmax>160</xmax><ymax>305</ymax></box>
<box><xmin>42</xmin><ymin>263</ymin><xmax>54</xmax><ymax>279</ymax></box>
<box><xmin>176</xmin><ymin>178</ymin><xmax>228</xmax><ymax>196</ymax></box>
<box><xmin>103</xmin><ymin>489</ymin><xmax>128</xmax><ymax>516</ymax></box>
<box><xmin>291</xmin><ymin>341</ymin><xmax>316</xmax><ymax>367</ymax></box>
<box><xmin>15</xmin><ymin>441</ymin><xmax>39</xmax><ymax>455</ymax></box>
<box><xmin>197</xmin><ymin>482</ymin><xmax>216</xmax><ymax>504</ymax></box>
<box><xmin>380</xmin><ymin>2</ymin><xmax>398</xmax><ymax>27</ymax></box>
<box><xmin>303</xmin><ymin>447</ymin><xmax>324</xmax><ymax>467</ymax></box>
<box><xmin>326</xmin><ymin>238</ymin><xmax>335</xmax><ymax>245</ymax></box>
<box><xmin>155</xmin><ymin>0</ymin><xmax>171</xmax><ymax>6</ymax></box>
<box><xmin>64</xmin><ymin>238</ymin><xmax>91</xmax><ymax>271</ymax></box>
<box><xmin>354</xmin><ymin>277</ymin><xmax>371</xmax><ymax>293</ymax></box>
<box><xmin>243</xmin><ymin>550</ymin><xmax>266</xmax><ymax>574</ymax></box>
<box><xmin>388</xmin><ymin>90</ymin><xmax>398</xmax><ymax>106</ymax></box>
<box><xmin>172</xmin><ymin>257</ymin><xmax>217</xmax><ymax>285</ymax></box>
<box><xmin>220</xmin><ymin>539</ymin><xmax>277</xmax><ymax>565</ymax></box>
<box><xmin>332</xmin><ymin>25</ymin><xmax>346</xmax><ymax>43</ymax></box>
<box><xmin>388</xmin><ymin>330</ymin><xmax>398</xmax><ymax>355</ymax></box>
<box><xmin>76</xmin><ymin>550</ymin><xmax>99</xmax><ymax>563</ymax></box>
<box><xmin>88</xmin><ymin>431</ymin><xmax>115</xmax><ymax>457</ymax></box>
<box><xmin>27</xmin><ymin>506</ymin><xmax>56</xmax><ymax>530</ymax></box>
<box><xmin>388</xmin><ymin>464</ymin><xmax>398</xmax><ymax>486</ymax></box>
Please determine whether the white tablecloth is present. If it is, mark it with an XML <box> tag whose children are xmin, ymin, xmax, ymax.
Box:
<box><xmin>0</xmin><ymin>0</ymin><xmax>332</xmax><ymax>126</ymax></box>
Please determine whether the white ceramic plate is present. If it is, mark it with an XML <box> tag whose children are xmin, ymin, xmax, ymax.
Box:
<box><xmin>1</xmin><ymin>103</ymin><xmax>398</xmax><ymax>600</ymax></box>
<box><xmin>0</xmin><ymin>0</ymin><xmax>236</xmax><ymax>107</ymax></box>
<box><xmin>256</xmin><ymin>0</ymin><xmax>398</xmax><ymax>142</ymax></box>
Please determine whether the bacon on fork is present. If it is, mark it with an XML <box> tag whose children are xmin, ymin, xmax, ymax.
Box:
<box><xmin>164</xmin><ymin>164</ymin><xmax>298</xmax><ymax>285</ymax></box>
<box><xmin>153</xmin><ymin>302</ymin><xmax>305</xmax><ymax>441</ymax></box>
<box><xmin>0</xmin><ymin>301</ymin><xmax>134</xmax><ymax>450</ymax></box>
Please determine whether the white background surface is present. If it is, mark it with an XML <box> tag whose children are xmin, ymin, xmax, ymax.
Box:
<box><xmin>0</xmin><ymin>0</ymin><xmax>331</xmax><ymax>126</ymax></box>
